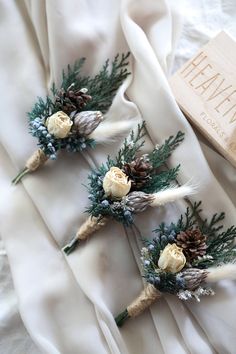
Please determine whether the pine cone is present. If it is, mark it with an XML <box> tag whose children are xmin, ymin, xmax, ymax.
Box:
<box><xmin>123</xmin><ymin>156</ymin><xmax>152</xmax><ymax>190</ymax></box>
<box><xmin>55</xmin><ymin>87</ymin><xmax>91</xmax><ymax>114</ymax></box>
<box><xmin>176</xmin><ymin>228</ymin><xmax>207</xmax><ymax>262</ymax></box>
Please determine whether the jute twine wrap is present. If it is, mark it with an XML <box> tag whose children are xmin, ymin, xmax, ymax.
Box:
<box><xmin>25</xmin><ymin>149</ymin><xmax>48</xmax><ymax>171</ymax></box>
<box><xmin>127</xmin><ymin>284</ymin><xmax>162</xmax><ymax>317</ymax></box>
<box><xmin>76</xmin><ymin>216</ymin><xmax>108</xmax><ymax>241</ymax></box>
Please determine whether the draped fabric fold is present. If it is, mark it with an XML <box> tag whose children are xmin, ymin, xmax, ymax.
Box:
<box><xmin>0</xmin><ymin>1</ymin><xmax>236</xmax><ymax>353</ymax></box>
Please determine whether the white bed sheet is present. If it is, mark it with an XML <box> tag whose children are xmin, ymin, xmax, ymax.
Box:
<box><xmin>0</xmin><ymin>1</ymin><xmax>236</xmax><ymax>353</ymax></box>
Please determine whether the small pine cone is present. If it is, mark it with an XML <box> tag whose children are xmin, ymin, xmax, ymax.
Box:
<box><xmin>123</xmin><ymin>155</ymin><xmax>153</xmax><ymax>190</ymax></box>
<box><xmin>180</xmin><ymin>268</ymin><xmax>208</xmax><ymax>290</ymax></box>
<box><xmin>55</xmin><ymin>87</ymin><xmax>91</xmax><ymax>114</ymax></box>
<box><xmin>73</xmin><ymin>111</ymin><xmax>104</xmax><ymax>136</ymax></box>
<box><xmin>123</xmin><ymin>191</ymin><xmax>155</xmax><ymax>213</ymax></box>
<box><xmin>176</xmin><ymin>228</ymin><xmax>207</xmax><ymax>262</ymax></box>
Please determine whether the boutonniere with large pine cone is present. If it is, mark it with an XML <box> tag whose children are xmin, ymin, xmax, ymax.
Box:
<box><xmin>115</xmin><ymin>202</ymin><xmax>236</xmax><ymax>327</ymax></box>
<box><xmin>12</xmin><ymin>53</ymin><xmax>131</xmax><ymax>184</ymax></box>
<box><xmin>63</xmin><ymin>122</ymin><xmax>195</xmax><ymax>255</ymax></box>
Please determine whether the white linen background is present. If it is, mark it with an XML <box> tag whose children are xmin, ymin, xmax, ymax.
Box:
<box><xmin>0</xmin><ymin>0</ymin><xmax>236</xmax><ymax>353</ymax></box>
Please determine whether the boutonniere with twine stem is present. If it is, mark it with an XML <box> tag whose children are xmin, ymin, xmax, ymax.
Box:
<box><xmin>115</xmin><ymin>201</ymin><xmax>236</xmax><ymax>327</ymax></box>
<box><xmin>63</xmin><ymin>122</ymin><xmax>195</xmax><ymax>255</ymax></box>
<box><xmin>12</xmin><ymin>53</ymin><xmax>131</xmax><ymax>184</ymax></box>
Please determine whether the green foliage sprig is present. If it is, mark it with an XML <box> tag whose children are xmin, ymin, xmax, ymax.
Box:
<box><xmin>86</xmin><ymin>122</ymin><xmax>185</xmax><ymax>225</ymax></box>
<box><xmin>28</xmin><ymin>53</ymin><xmax>131</xmax><ymax>158</ymax></box>
<box><xmin>142</xmin><ymin>202</ymin><xmax>236</xmax><ymax>297</ymax></box>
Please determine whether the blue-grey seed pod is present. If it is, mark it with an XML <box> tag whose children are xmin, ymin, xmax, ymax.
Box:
<box><xmin>74</xmin><ymin>111</ymin><xmax>104</xmax><ymax>136</ymax></box>
<box><xmin>123</xmin><ymin>191</ymin><xmax>155</xmax><ymax>213</ymax></box>
<box><xmin>180</xmin><ymin>268</ymin><xmax>208</xmax><ymax>290</ymax></box>
<box><xmin>160</xmin><ymin>235</ymin><xmax>168</xmax><ymax>244</ymax></box>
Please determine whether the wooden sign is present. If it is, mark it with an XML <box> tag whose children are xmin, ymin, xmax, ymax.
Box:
<box><xmin>169</xmin><ymin>31</ymin><xmax>236</xmax><ymax>168</ymax></box>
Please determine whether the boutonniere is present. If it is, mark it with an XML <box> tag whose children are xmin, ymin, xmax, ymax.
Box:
<box><xmin>115</xmin><ymin>202</ymin><xmax>236</xmax><ymax>327</ymax></box>
<box><xmin>63</xmin><ymin>122</ymin><xmax>194</xmax><ymax>255</ymax></box>
<box><xmin>12</xmin><ymin>53</ymin><xmax>130</xmax><ymax>184</ymax></box>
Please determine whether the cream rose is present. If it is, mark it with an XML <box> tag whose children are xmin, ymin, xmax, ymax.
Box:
<box><xmin>103</xmin><ymin>167</ymin><xmax>131</xmax><ymax>199</ymax></box>
<box><xmin>46</xmin><ymin>111</ymin><xmax>73</xmax><ymax>138</ymax></box>
<box><xmin>158</xmin><ymin>243</ymin><xmax>186</xmax><ymax>273</ymax></box>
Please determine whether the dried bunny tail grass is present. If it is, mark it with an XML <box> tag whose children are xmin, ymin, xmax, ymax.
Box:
<box><xmin>88</xmin><ymin>120</ymin><xmax>134</xmax><ymax>144</ymax></box>
<box><xmin>206</xmin><ymin>264</ymin><xmax>236</xmax><ymax>283</ymax></box>
<box><xmin>150</xmin><ymin>182</ymin><xmax>197</xmax><ymax>207</ymax></box>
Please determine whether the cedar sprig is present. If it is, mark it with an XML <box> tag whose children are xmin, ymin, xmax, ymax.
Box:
<box><xmin>200</xmin><ymin>212</ymin><xmax>225</xmax><ymax>239</ymax></box>
<box><xmin>61</xmin><ymin>58</ymin><xmax>86</xmax><ymax>91</ymax></box>
<box><xmin>142</xmin><ymin>131</ymin><xmax>184</xmax><ymax>193</ymax></box>
<box><xmin>116</xmin><ymin>121</ymin><xmax>146</xmax><ymax>167</ymax></box>
<box><xmin>147</xmin><ymin>202</ymin><xmax>236</xmax><ymax>269</ymax></box>
<box><xmin>86</xmin><ymin>123</ymin><xmax>146</xmax><ymax>225</ymax></box>
<box><xmin>148</xmin><ymin>131</ymin><xmax>185</xmax><ymax>169</ymax></box>
<box><xmin>27</xmin><ymin>54</ymin><xmax>131</xmax><ymax>158</ymax></box>
<box><xmin>77</xmin><ymin>52</ymin><xmax>131</xmax><ymax>113</ymax></box>
<box><xmin>28</xmin><ymin>53</ymin><xmax>130</xmax><ymax>122</ymax></box>
<box><xmin>142</xmin><ymin>202</ymin><xmax>236</xmax><ymax>295</ymax></box>
<box><xmin>86</xmin><ymin>123</ymin><xmax>184</xmax><ymax>226</ymax></box>
<box><xmin>175</xmin><ymin>201</ymin><xmax>202</xmax><ymax>232</ymax></box>
<box><xmin>115</xmin><ymin>204</ymin><xmax>236</xmax><ymax>327</ymax></box>
<box><xmin>28</xmin><ymin>59</ymin><xmax>86</xmax><ymax>122</ymax></box>
<box><xmin>142</xmin><ymin>165</ymin><xmax>180</xmax><ymax>194</ymax></box>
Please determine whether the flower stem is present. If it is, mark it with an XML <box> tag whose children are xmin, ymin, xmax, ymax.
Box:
<box><xmin>62</xmin><ymin>237</ymin><xmax>81</xmax><ymax>255</ymax></box>
<box><xmin>115</xmin><ymin>309</ymin><xmax>130</xmax><ymax>327</ymax></box>
<box><xmin>12</xmin><ymin>168</ymin><xmax>30</xmax><ymax>185</ymax></box>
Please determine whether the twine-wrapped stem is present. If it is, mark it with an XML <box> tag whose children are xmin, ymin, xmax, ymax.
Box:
<box><xmin>11</xmin><ymin>167</ymin><xmax>30</xmax><ymax>185</ymax></box>
<box><xmin>115</xmin><ymin>284</ymin><xmax>162</xmax><ymax>327</ymax></box>
<box><xmin>12</xmin><ymin>149</ymin><xmax>48</xmax><ymax>184</ymax></box>
<box><xmin>63</xmin><ymin>215</ymin><xmax>108</xmax><ymax>255</ymax></box>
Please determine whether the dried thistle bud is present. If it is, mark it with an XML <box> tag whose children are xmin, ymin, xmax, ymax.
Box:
<box><xmin>74</xmin><ymin>111</ymin><xmax>104</xmax><ymax>136</ymax></box>
<box><xmin>180</xmin><ymin>268</ymin><xmax>208</xmax><ymax>290</ymax></box>
<box><xmin>123</xmin><ymin>191</ymin><xmax>155</xmax><ymax>213</ymax></box>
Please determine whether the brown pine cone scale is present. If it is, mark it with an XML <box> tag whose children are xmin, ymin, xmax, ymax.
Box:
<box><xmin>123</xmin><ymin>156</ymin><xmax>152</xmax><ymax>190</ymax></box>
<box><xmin>55</xmin><ymin>87</ymin><xmax>91</xmax><ymax>114</ymax></box>
<box><xmin>176</xmin><ymin>228</ymin><xmax>207</xmax><ymax>262</ymax></box>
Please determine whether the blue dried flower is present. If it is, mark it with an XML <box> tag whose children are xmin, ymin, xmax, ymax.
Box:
<box><xmin>161</xmin><ymin>235</ymin><xmax>168</xmax><ymax>244</ymax></box>
<box><xmin>124</xmin><ymin>210</ymin><xmax>132</xmax><ymax>217</ymax></box>
<box><xmin>101</xmin><ymin>200</ymin><xmax>109</xmax><ymax>208</ymax></box>
<box><xmin>168</xmin><ymin>235</ymin><xmax>176</xmax><ymax>242</ymax></box>
<box><xmin>153</xmin><ymin>235</ymin><xmax>160</xmax><ymax>244</ymax></box>
<box><xmin>147</xmin><ymin>276</ymin><xmax>155</xmax><ymax>284</ymax></box>
<box><xmin>144</xmin><ymin>260</ymin><xmax>150</xmax><ymax>266</ymax></box>
<box><xmin>148</xmin><ymin>244</ymin><xmax>155</xmax><ymax>251</ymax></box>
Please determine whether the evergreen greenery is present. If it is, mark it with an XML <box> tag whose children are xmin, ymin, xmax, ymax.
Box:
<box><xmin>28</xmin><ymin>53</ymin><xmax>130</xmax><ymax>158</ymax></box>
<box><xmin>86</xmin><ymin>122</ymin><xmax>185</xmax><ymax>225</ymax></box>
<box><xmin>142</xmin><ymin>202</ymin><xmax>236</xmax><ymax>297</ymax></box>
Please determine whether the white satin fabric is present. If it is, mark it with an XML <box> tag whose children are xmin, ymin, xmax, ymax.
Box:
<box><xmin>0</xmin><ymin>1</ymin><xmax>236</xmax><ymax>354</ymax></box>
